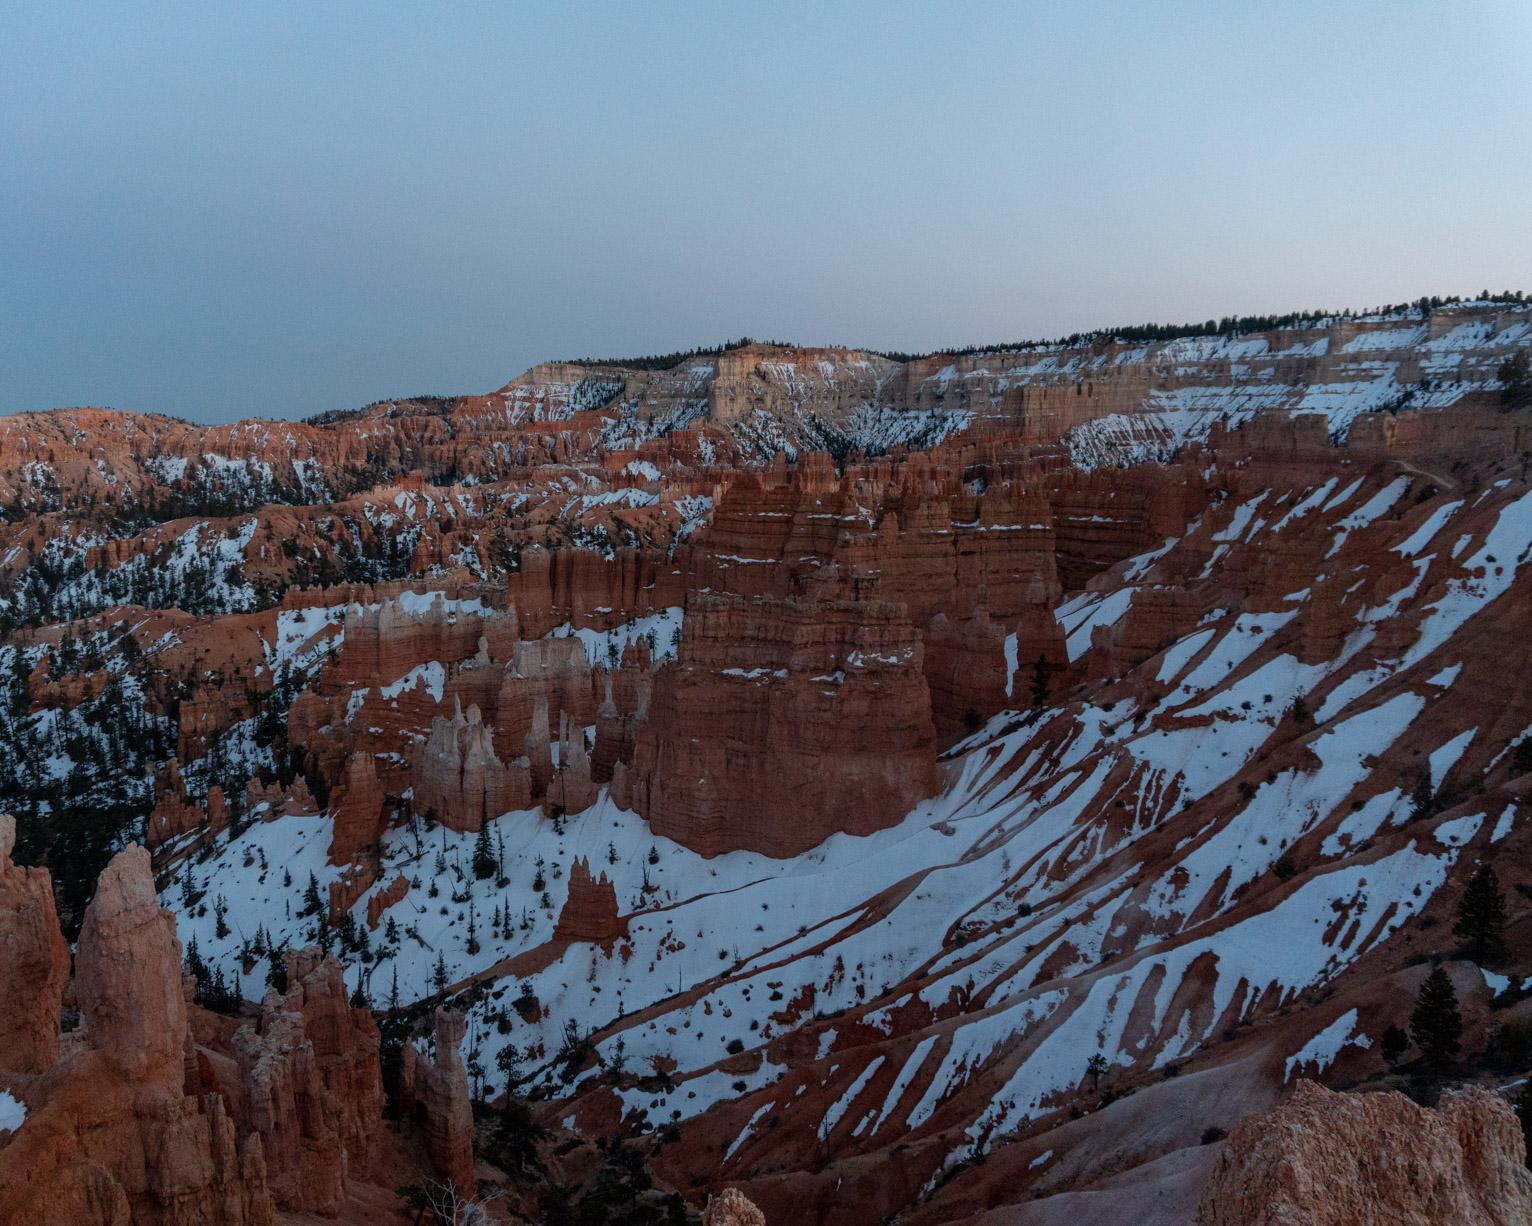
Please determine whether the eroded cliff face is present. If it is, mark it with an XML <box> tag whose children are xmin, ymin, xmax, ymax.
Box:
<box><xmin>1195</xmin><ymin>1080</ymin><xmax>1532</xmax><ymax>1226</ymax></box>
<box><xmin>0</xmin><ymin>837</ymin><xmax>410</xmax><ymax>1226</ymax></box>
<box><xmin>0</xmin><ymin>815</ymin><xmax>70</xmax><ymax>1075</ymax></box>
<box><xmin>0</xmin><ymin>841</ymin><xmax>274</xmax><ymax>1226</ymax></box>
<box><xmin>633</xmin><ymin>595</ymin><xmax>939</xmax><ymax>856</ymax></box>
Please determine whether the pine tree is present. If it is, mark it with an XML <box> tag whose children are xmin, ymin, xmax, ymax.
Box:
<box><xmin>1410</xmin><ymin>967</ymin><xmax>1463</xmax><ymax>1069</ymax></box>
<box><xmin>1381</xmin><ymin>1024</ymin><xmax>1409</xmax><ymax>1064</ymax></box>
<box><xmin>472</xmin><ymin>822</ymin><xmax>496</xmax><ymax>879</ymax></box>
<box><xmin>433</xmin><ymin>951</ymin><xmax>449</xmax><ymax>994</ymax></box>
<box><xmin>302</xmin><ymin>871</ymin><xmax>323</xmax><ymax>918</ymax></box>
<box><xmin>1454</xmin><ymin>864</ymin><xmax>1509</xmax><ymax>963</ymax></box>
<box><xmin>1029</xmin><ymin>655</ymin><xmax>1052</xmax><ymax>709</ymax></box>
<box><xmin>185</xmin><ymin>934</ymin><xmax>208</xmax><ymax>985</ymax></box>
<box><xmin>389</xmin><ymin>966</ymin><xmax>399</xmax><ymax>1012</ymax></box>
<box><xmin>1514</xmin><ymin>738</ymin><xmax>1532</xmax><ymax>777</ymax></box>
<box><xmin>1409</xmin><ymin>768</ymin><xmax>1434</xmax><ymax>822</ymax></box>
<box><xmin>1085</xmin><ymin>1051</ymin><xmax>1107</xmax><ymax>1091</ymax></box>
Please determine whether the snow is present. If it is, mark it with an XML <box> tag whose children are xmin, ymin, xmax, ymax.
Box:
<box><xmin>1393</xmin><ymin>502</ymin><xmax>1463</xmax><ymax>557</ymax></box>
<box><xmin>1058</xmin><ymin>589</ymin><xmax>1135</xmax><ymax>662</ymax></box>
<box><xmin>1321</xmin><ymin>789</ymin><xmax>1402</xmax><ymax>857</ymax></box>
<box><xmin>1284</xmin><ymin>1008</ymin><xmax>1370</xmax><ymax>1081</ymax></box>
<box><xmin>0</xmin><ymin>1089</ymin><xmax>24</xmax><ymax>1133</ymax></box>
<box><xmin>1156</xmin><ymin>629</ymin><xmax>1215</xmax><ymax>683</ymax></box>
<box><xmin>820</xmin><ymin>1057</ymin><xmax>885</xmax><ymax>1139</ymax></box>
<box><xmin>381</xmin><ymin>661</ymin><xmax>446</xmax><ymax>703</ymax></box>
<box><xmin>548</xmin><ymin>608</ymin><xmax>684</xmax><ymax>667</ymax></box>
<box><xmin>1433</xmin><ymin>813</ymin><xmax>1483</xmax><ymax>847</ymax></box>
<box><xmin>869</xmin><ymin>1037</ymin><xmax>936</xmax><ymax>1135</ymax></box>
<box><xmin>1491</xmin><ymin>805</ymin><xmax>1516</xmax><ymax>844</ymax></box>
<box><xmin>1426</xmin><ymin>664</ymin><xmax>1462</xmax><ymax>687</ymax></box>
<box><xmin>1428</xmin><ymin>728</ymin><xmax>1477</xmax><ymax>785</ymax></box>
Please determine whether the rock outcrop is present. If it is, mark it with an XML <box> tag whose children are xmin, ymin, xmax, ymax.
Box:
<box><xmin>1194</xmin><ymin>1079</ymin><xmax>1532</xmax><ymax>1226</ymax></box>
<box><xmin>702</xmin><ymin>1187</ymin><xmax>767</xmax><ymax>1226</ymax></box>
<box><xmin>233</xmin><ymin>948</ymin><xmax>385</xmax><ymax>1214</ymax></box>
<box><xmin>554</xmin><ymin>857</ymin><xmax>624</xmax><ymax>944</ymax></box>
<box><xmin>328</xmin><ymin>752</ymin><xmax>386</xmax><ymax>863</ymax></box>
<box><xmin>413</xmin><ymin>699</ymin><xmax>530</xmax><ymax>832</ymax></box>
<box><xmin>399</xmin><ymin>1010</ymin><xmax>475</xmax><ymax>1194</ymax></box>
<box><xmin>631</xmin><ymin>595</ymin><xmax>940</xmax><ymax>856</ymax></box>
<box><xmin>0</xmin><ymin>814</ymin><xmax>70</xmax><ymax>1074</ymax></box>
<box><xmin>0</xmin><ymin>842</ymin><xmax>274</xmax><ymax>1226</ymax></box>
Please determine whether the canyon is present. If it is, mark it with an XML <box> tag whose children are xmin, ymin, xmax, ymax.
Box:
<box><xmin>1</xmin><ymin>296</ymin><xmax>1531</xmax><ymax>1223</ymax></box>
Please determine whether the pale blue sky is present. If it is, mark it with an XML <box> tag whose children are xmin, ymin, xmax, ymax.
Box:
<box><xmin>3</xmin><ymin>2</ymin><xmax>1530</xmax><ymax>423</ymax></box>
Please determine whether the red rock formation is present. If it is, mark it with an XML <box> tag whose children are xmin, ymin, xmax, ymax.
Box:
<box><xmin>631</xmin><ymin>595</ymin><xmax>940</xmax><ymax>857</ymax></box>
<box><xmin>0</xmin><ymin>842</ymin><xmax>275</xmax><ymax>1226</ymax></box>
<box><xmin>233</xmin><ymin>948</ymin><xmax>385</xmax><ymax>1215</ymax></box>
<box><xmin>328</xmin><ymin>864</ymin><xmax>376</xmax><ymax>925</ymax></box>
<box><xmin>0</xmin><ymin>814</ymin><xmax>70</xmax><ymax>1075</ymax></box>
<box><xmin>147</xmin><ymin>758</ymin><xmax>203</xmax><ymax>847</ymax></box>
<box><xmin>554</xmin><ymin>856</ymin><xmax>624</xmax><ymax>944</ymax></box>
<box><xmin>413</xmin><ymin>699</ymin><xmax>530</xmax><ymax>831</ymax></box>
<box><xmin>74</xmin><ymin>843</ymin><xmax>188</xmax><ymax>1088</ymax></box>
<box><xmin>1194</xmin><ymin>1080</ymin><xmax>1532</xmax><ymax>1226</ymax></box>
<box><xmin>328</xmin><ymin>752</ymin><xmax>387</xmax><ymax>863</ymax></box>
<box><xmin>703</xmin><ymin>1187</ymin><xmax>768</xmax><ymax>1226</ymax></box>
<box><xmin>366</xmin><ymin>872</ymin><xmax>410</xmax><ymax>930</ymax></box>
<box><xmin>545</xmin><ymin>710</ymin><xmax>597</xmax><ymax>816</ymax></box>
<box><xmin>398</xmin><ymin>1010</ymin><xmax>476</xmax><ymax>1194</ymax></box>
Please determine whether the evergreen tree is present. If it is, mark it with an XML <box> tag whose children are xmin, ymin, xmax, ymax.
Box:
<box><xmin>1381</xmin><ymin>1024</ymin><xmax>1409</xmax><ymax>1064</ymax></box>
<box><xmin>1454</xmin><ymin>864</ymin><xmax>1509</xmax><ymax>963</ymax></box>
<box><xmin>302</xmin><ymin>871</ymin><xmax>323</xmax><ymax>918</ymax></box>
<box><xmin>1499</xmin><ymin>351</ymin><xmax>1531</xmax><ymax>409</ymax></box>
<box><xmin>266</xmin><ymin>946</ymin><xmax>288</xmax><ymax>993</ymax></box>
<box><xmin>1085</xmin><ymin>1051</ymin><xmax>1107</xmax><ymax>1091</ymax></box>
<box><xmin>185</xmin><ymin>934</ymin><xmax>208</xmax><ymax>986</ymax></box>
<box><xmin>1291</xmin><ymin>694</ymin><xmax>1311</xmax><ymax>724</ymax></box>
<box><xmin>389</xmin><ymin>966</ymin><xmax>399</xmax><ymax>1012</ymax></box>
<box><xmin>1410</xmin><ymin>967</ymin><xmax>1463</xmax><ymax>1069</ymax></box>
<box><xmin>1029</xmin><ymin>654</ymin><xmax>1053</xmax><ymax>709</ymax></box>
<box><xmin>432</xmin><ymin>951</ymin><xmax>449</xmax><ymax>994</ymax></box>
<box><xmin>1409</xmin><ymin>768</ymin><xmax>1434</xmax><ymax>822</ymax></box>
<box><xmin>472</xmin><ymin>822</ymin><xmax>496</xmax><ymax>879</ymax></box>
<box><xmin>1514</xmin><ymin>738</ymin><xmax>1532</xmax><ymax>777</ymax></box>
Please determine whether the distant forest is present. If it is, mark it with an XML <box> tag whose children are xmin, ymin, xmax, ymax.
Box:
<box><xmin>563</xmin><ymin>290</ymin><xmax>1528</xmax><ymax>372</ymax></box>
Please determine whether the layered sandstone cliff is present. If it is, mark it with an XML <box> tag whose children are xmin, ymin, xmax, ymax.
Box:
<box><xmin>1195</xmin><ymin>1080</ymin><xmax>1532</xmax><ymax>1226</ymax></box>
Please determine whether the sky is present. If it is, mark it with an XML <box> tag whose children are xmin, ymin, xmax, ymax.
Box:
<box><xmin>3</xmin><ymin>2</ymin><xmax>1531</xmax><ymax>425</ymax></box>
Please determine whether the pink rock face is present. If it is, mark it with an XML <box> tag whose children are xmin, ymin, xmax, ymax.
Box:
<box><xmin>413</xmin><ymin>699</ymin><xmax>530</xmax><ymax>832</ymax></box>
<box><xmin>1194</xmin><ymin>1080</ymin><xmax>1532</xmax><ymax>1226</ymax></box>
<box><xmin>0</xmin><ymin>814</ymin><xmax>70</xmax><ymax>1075</ymax></box>
<box><xmin>631</xmin><ymin>595</ymin><xmax>940</xmax><ymax>857</ymax></box>
<box><xmin>399</xmin><ymin>1010</ymin><xmax>475</xmax><ymax>1194</ymax></box>
<box><xmin>234</xmin><ymin>948</ymin><xmax>385</xmax><ymax>1215</ymax></box>
<box><xmin>0</xmin><ymin>840</ymin><xmax>277</xmax><ymax>1226</ymax></box>
<box><xmin>545</xmin><ymin>711</ymin><xmax>596</xmax><ymax>816</ymax></box>
<box><xmin>74</xmin><ymin>842</ymin><xmax>187</xmax><ymax>1093</ymax></box>
<box><xmin>328</xmin><ymin>752</ymin><xmax>386</xmax><ymax>863</ymax></box>
<box><xmin>366</xmin><ymin>872</ymin><xmax>410</xmax><ymax>929</ymax></box>
<box><xmin>554</xmin><ymin>856</ymin><xmax>623</xmax><ymax>943</ymax></box>
<box><xmin>702</xmin><ymin>1187</ymin><xmax>768</xmax><ymax>1226</ymax></box>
